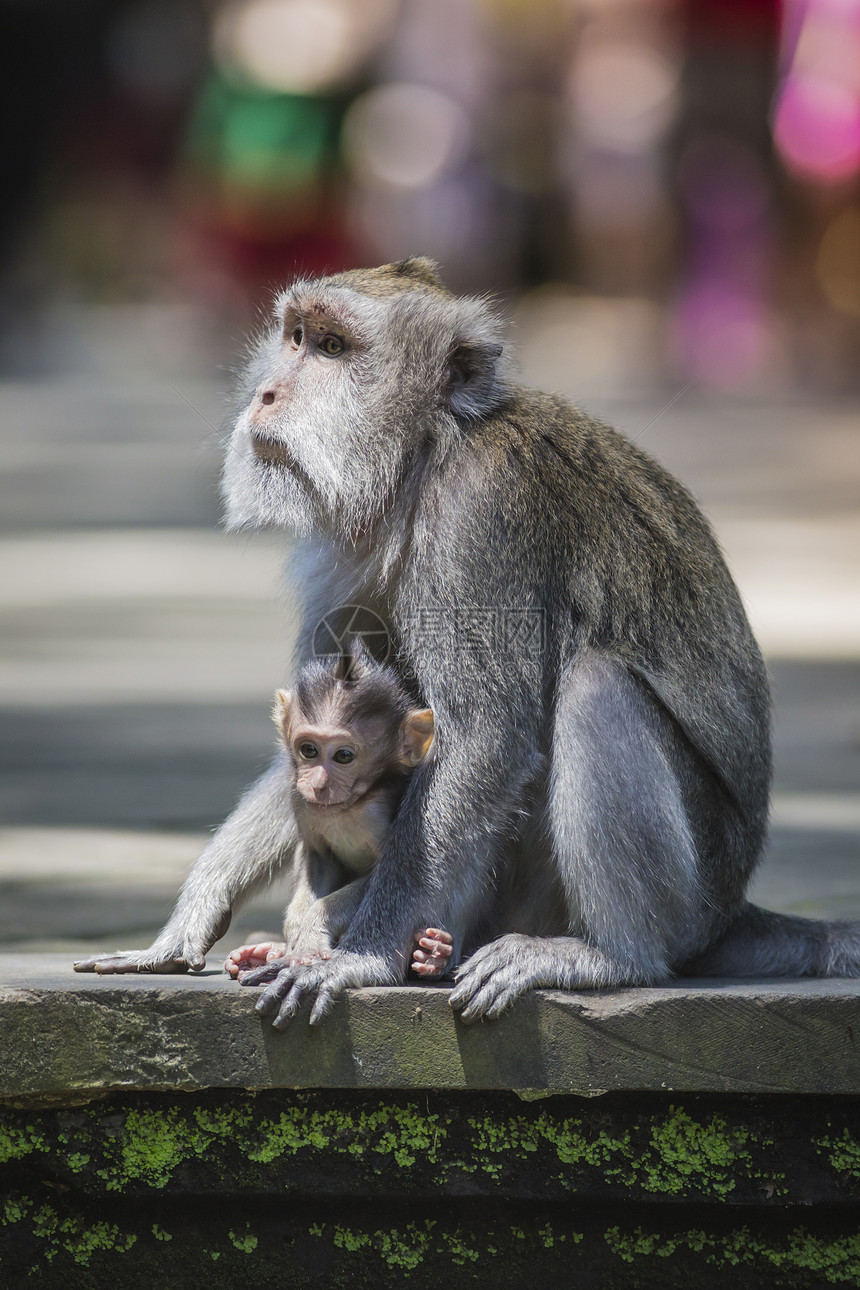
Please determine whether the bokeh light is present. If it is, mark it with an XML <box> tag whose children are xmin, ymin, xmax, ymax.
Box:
<box><xmin>1</xmin><ymin>0</ymin><xmax>858</xmax><ymax>389</ymax></box>
<box><xmin>342</xmin><ymin>84</ymin><xmax>471</xmax><ymax>190</ymax></box>
<box><xmin>671</xmin><ymin>284</ymin><xmax>778</xmax><ymax>389</ymax></box>
<box><xmin>672</xmin><ymin>136</ymin><xmax>776</xmax><ymax>389</ymax></box>
<box><xmin>213</xmin><ymin>0</ymin><xmax>395</xmax><ymax>94</ymax></box>
<box><xmin>570</xmin><ymin>37</ymin><xmax>679</xmax><ymax>151</ymax></box>
<box><xmin>772</xmin><ymin>0</ymin><xmax>860</xmax><ymax>183</ymax></box>
<box><xmin>774</xmin><ymin>75</ymin><xmax>860</xmax><ymax>181</ymax></box>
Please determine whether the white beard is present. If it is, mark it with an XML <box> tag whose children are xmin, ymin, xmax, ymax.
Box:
<box><xmin>221</xmin><ymin>422</ymin><xmax>320</xmax><ymax>534</ymax></box>
<box><xmin>221</xmin><ymin>400</ymin><xmax>410</xmax><ymax>537</ymax></box>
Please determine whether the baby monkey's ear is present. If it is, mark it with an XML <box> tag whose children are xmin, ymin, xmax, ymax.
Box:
<box><xmin>398</xmin><ymin>709</ymin><xmax>435</xmax><ymax>767</ymax></box>
<box><xmin>272</xmin><ymin>689</ymin><xmax>293</xmax><ymax>736</ymax></box>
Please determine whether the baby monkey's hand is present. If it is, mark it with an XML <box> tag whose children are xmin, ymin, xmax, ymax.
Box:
<box><xmin>225</xmin><ymin>940</ymin><xmax>332</xmax><ymax>979</ymax></box>
<box><xmin>411</xmin><ymin>927</ymin><xmax>453</xmax><ymax>978</ymax></box>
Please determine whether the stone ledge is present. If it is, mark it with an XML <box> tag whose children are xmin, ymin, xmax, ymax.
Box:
<box><xmin>3</xmin><ymin>956</ymin><xmax>860</xmax><ymax>1103</ymax></box>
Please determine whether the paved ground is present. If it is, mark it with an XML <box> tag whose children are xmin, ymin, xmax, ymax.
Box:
<box><xmin>0</xmin><ymin>304</ymin><xmax>858</xmax><ymax>969</ymax></box>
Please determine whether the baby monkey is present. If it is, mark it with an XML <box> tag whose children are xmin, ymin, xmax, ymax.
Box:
<box><xmin>226</xmin><ymin>644</ymin><xmax>452</xmax><ymax>980</ymax></box>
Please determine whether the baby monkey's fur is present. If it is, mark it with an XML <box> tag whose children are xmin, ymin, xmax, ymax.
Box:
<box><xmin>225</xmin><ymin>645</ymin><xmax>450</xmax><ymax>980</ymax></box>
<box><xmin>76</xmin><ymin>256</ymin><xmax>860</xmax><ymax>1026</ymax></box>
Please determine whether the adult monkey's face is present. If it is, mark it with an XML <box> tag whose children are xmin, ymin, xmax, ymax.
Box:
<box><xmin>221</xmin><ymin>258</ymin><xmax>507</xmax><ymax>538</ymax></box>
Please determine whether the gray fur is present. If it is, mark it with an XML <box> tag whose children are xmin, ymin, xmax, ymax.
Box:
<box><xmin>75</xmin><ymin>257</ymin><xmax>859</xmax><ymax>1024</ymax></box>
<box><xmin>74</xmin><ymin>757</ymin><xmax>298</xmax><ymax>974</ymax></box>
<box><xmin>272</xmin><ymin>645</ymin><xmax>426</xmax><ymax>964</ymax></box>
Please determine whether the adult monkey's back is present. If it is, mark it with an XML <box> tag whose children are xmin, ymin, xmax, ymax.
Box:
<box><xmin>76</xmin><ymin>257</ymin><xmax>857</xmax><ymax>1023</ymax></box>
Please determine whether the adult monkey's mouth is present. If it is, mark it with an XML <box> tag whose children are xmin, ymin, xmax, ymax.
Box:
<box><xmin>251</xmin><ymin>429</ymin><xmax>296</xmax><ymax>467</ymax></box>
<box><xmin>250</xmin><ymin>430</ymin><xmax>322</xmax><ymax>499</ymax></box>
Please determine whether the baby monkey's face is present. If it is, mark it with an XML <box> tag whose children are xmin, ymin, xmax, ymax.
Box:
<box><xmin>274</xmin><ymin>685</ymin><xmax>435</xmax><ymax>813</ymax></box>
<box><xmin>289</xmin><ymin>716</ymin><xmax>392</xmax><ymax>810</ymax></box>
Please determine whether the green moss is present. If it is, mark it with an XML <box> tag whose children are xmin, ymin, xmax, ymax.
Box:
<box><xmin>90</xmin><ymin>1102</ymin><xmax>441</xmax><ymax>1189</ymax></box>
<box><xmin>4</xmin><ymin>1197</ymin><xmax>138</xmax><ymax>1268</ymax></box>
<box><xmin>61</xmin><ymin>1221</ymin><xmax>137</xmax><ymax>1265</ymax></box>
<box><xmin>238</xmin><ymin>1108</ymin><xmax>331</xmax><ymax>1162</ymax></box>
<box><xmin>0</xmin><ymin>1098</ymin><xmax>789</xmax><ymax>1202</ymax></box>
<box><xmin>29</xmin><ymin>1204</ymin><xmax>58</xmax><ymax>1246</ymax></box>
<box><xmin>3</xmin><ymin>1194</ymin><xmax>33</xmax><ymax>1226</ymax></box>
<box><xmin>819</xmin><ymin>1130</ymin><xmax>860</xmax><ymax>1179</ymax></box>
<box><xmin>329</xmin><ymin>1222</ymin><xmax>431</xmax><ymax>1268</ymax></box>
<box><xmin>151</xmin><ymin>1224</ymin><xmax>172</xmax><ymax>1242</ymax></box>
<box><xmin>2</xmin><ymin>1100</ymin><xmax>451</xmax><ymax>1194</ymax></box>
<box><xmin>228</xmin><ymin>1228</ymin><xmax>258</xmax><ymax>1254</ymax></box>
<box><xmin>441</xmin><ymin>1233</ymin><xmax>480</xmax><ymax>1265</ymax></box>
<box><xmin>375</xmin><ymin>1224</ymin><xmax>435</xmax><ymax>1269</ymax></box>
<box><xmin>103</xmin><ymin>1108</ymin><xmax>197</xmax><ymax>1191</ymax></box>
<box><xmin>605</xmin><ymin>1226</ymin><xmax>684</xmax><ymax>1262</ymax></box>
<box><xmin>194</xmin><ymin>1104</ymin><xmax>256</xmax><ymax>1140</ymax></box>
<box><xmin>0</xmin><ymin>1124</ymin><xmax>47</xmax><ymax>1165</ymax></box>
<box><xmin>232</xmin><ymin>1102</ymin><xmax>445</xmax><ymax>1169</ymax></box>
<box><xmin>467</xmin><ymin>1110</ymin><xmax>632</xmax><ymax>1184</ymax></box>
<box><xmin>310</xmin><ymin>1219</ymin><xmax>577</xmax><ymax>1269</ymax></box>
<box><xmin>332</xmin><ymin>1226</ymin><xmax>372</xmax><ymax>1253</ymax></box>
<box><xmin>722</xmin><ymin>1226</ymin><xmax>860</xmax><ymax>1279</ymax></box>
<box><xmin>324</xmin><ymin>1221</ymin><xmax>439</xmax><ymax>1270</ymax></box>
<box><xmin>641</xmin><ymin>1107</ymin><xmax>752</xmax><ymax>1197</ymax></box>
<box><xmin>465</xmin><ymin>1105</ymin><xmax>775</xmax><ymax>1200</ymax></box>
<box><xmin>605</xmin><ymin>1224</ymin><xmax>860</xmax><ymax>1283</ymax></box>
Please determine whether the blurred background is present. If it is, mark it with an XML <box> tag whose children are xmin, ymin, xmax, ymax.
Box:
<box><xmin>0</xmin><ymin>0</ymin><xmax>858</xmax><ymax>964</ymax></box>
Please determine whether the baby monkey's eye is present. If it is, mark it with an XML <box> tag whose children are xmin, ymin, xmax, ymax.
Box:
<box><xmin>320</xmin><ymin>335</ymin><xmax>344</xmax><ymax>356</ymax></box>
<box><xmin>332</xmin><ymin>748</ymin><xmax>355</xmax><ymax>764</ymax></box>
<box><xmin>291</xmin><ymin>325</ymin><xmax>303</xmax><ymax>348</ymax></box>
<box><xmin>299</xmin><ymin>743</ymin><xmax>319</xmax><ymax>759</ymax></box>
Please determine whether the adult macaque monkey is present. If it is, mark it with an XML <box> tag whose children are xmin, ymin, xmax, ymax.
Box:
<box><xmin>224</xmin><ymin>644</ymin><xmax>451</xmax><ymax>980</ymax></box>
<box><xmin>76</xmin><ymin>256</ymin><xmax>860</xmax><ymax>1025</ymax></box>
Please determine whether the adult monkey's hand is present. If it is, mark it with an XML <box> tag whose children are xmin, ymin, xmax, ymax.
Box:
<box><xmin>243</xmin><ymin>950</ymin><xmax>400</xmax><ymax>1027</ymax></box>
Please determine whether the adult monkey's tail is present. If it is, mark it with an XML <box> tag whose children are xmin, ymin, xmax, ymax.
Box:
<box><xmin>682</xmin><ymin>903</ymin><xmax>860</xmax><ymax>978</ymax></box>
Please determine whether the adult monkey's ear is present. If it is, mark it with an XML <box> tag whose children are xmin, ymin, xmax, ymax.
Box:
<box><xmin>444</xmin><ymin>338</ymin><xmax>504</xmax><ymax>421</ymax></box>
<box><xmin>392</xmin><ymin>256</ymin><xmax>448</xmax><ymax>292</ymax></box>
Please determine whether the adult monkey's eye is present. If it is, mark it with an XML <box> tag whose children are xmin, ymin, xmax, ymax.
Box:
<box><xmin>332</xmin><ymin>748</ymin><xmax>355</xmax><ymax>764</ymax></box>
<box><xmin>291</xmin><ymin>325</ymin><xmax>303</xmax><ymax>348</ymax></box>
<box><xmin>320</xmin><ymin>335</ymin><xmax>344</xmax><ymax>356</ymax></box>
<box><xmin>299</xmin><ymin>743</ymin><xmax>319</xmax><ymax>759</ymax></box>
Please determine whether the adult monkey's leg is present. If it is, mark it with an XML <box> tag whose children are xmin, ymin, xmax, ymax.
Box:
<box><xmin>450</xmin><ymin>655</ymin><xmax>708</xmax><ymax>1020</ymax></box>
